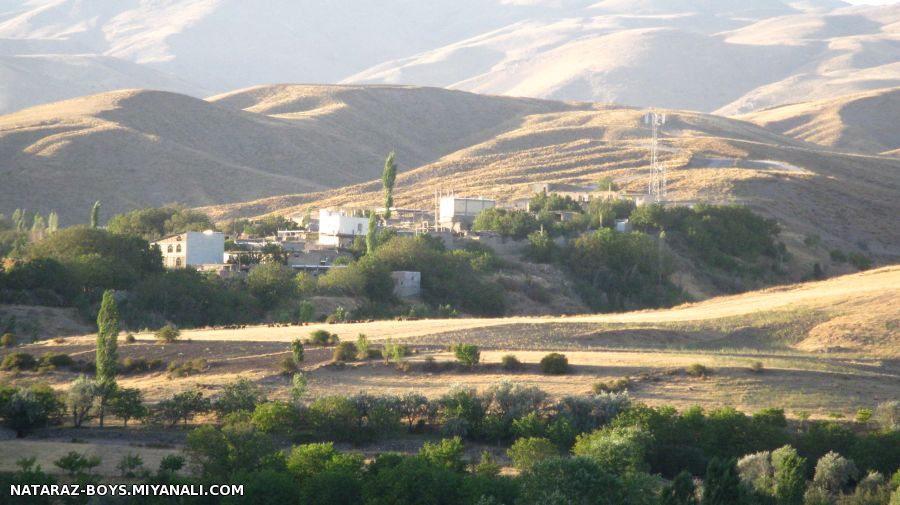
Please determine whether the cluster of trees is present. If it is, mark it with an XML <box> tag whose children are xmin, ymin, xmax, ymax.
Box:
<box><xmin>106</xmin><ymin>206</ymin><xmax>215</xmax><ymax>241</ymax></box>
<box><xmin>5</xmin><ymin>375</ymin><xmax>897</xmax><ymax>505</ymax></box>
<box><xmin>319</xmin><ymin>235</ymin><xmax>507</xmax><ymax>316</ymax></box>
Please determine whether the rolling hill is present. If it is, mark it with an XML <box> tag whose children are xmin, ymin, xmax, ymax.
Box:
<box><xmin>0</xmin><ymin>85</ymin><xmax>567</xmax><ymax>224</ymax></box>
<box><xmin>1</xmin><ymin>0</ymin><xmax>899</xmax><ymax>113</ymax></box>
<box><xmin>197</xmin><ymin>85</ymin><xmax>900</xmax><ymax>262</ymax></box>
<box><xmin>738</xmin><ymin>87</ymin><xmax>900</xmax><ymax>157</ymax></box>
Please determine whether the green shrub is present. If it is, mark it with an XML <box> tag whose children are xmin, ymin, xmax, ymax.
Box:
<box><xmin>540</xmin><ymin>353</ymin><xmax>568</xmax><ymax>375</ymax></box>
<box><xmin>508</xmin><ymin>437</ymin><xmax>558</xmax><ymax>470</ymax></box>
<box><xmin>355</xmin><ymin>334</ymin><xmax>370</xmax><ymax>360</ymax></box>
<box><xmin>38</xmin><ymin>352</ymin><xmax>74</xmax><ymax>369</ymax></box>
<box><xmin>251</xmin><ymin>401</ymin><xmax>300</xmax><ymax>434</ymax></box>
<box><xmin>213</xmin><ymin>378</ymin><xmax>266</xmax><ymax>418</ymax></box>
<box><xmin>452</xmin><ymin>343</ymin><xmax>480</xmax><ymax>368</ymax></box>
<box><xmin>308</xmin><ymin>395</ymin><xmax>358</xmax><ymax>442</ymax></box>
<box><xmin>419</xmin><ymin>436</ymin><xmax>466</xmax><ymax>472</ymax></box>
<box><xmin>308</xmin><ymin>329</ymin><xmax>338</xmax><ymax>346</ymax></box>
<box><xmin>592</xmin><ymin>378</ymin><xmax>632</xmax><ymax>394</ymax></box>
<box><xmin>155</xmin><ymin>324</ymin><xmax>180</xmax><ymax>343</ymax></box>
<box><xmin>573</xmin><ymin>426</ymin><xmax>649</xmax><ymax>475</ymax></box>
<box><xmin>124</xmin><ymin>334</ymin><xmax>136</xmax><ymax>344</ymax></box>
<box><xmin>830</xmin><ymin>249</ymin><xmax>847</xmax><ymax>263</ymax></box>
<box><xmin>848</xmin><ymin>252</ymin><xmax>872</xmax><ymax>271</ymax></box>
<box><xmin>333</xmin><ymin>342</ymin><xmax>358</xmax><ymax>362</ymax></box>
<box><xmin>298</xmin><ymin>300</ymin><xmax>315</xmax><ymax>323</ymax></box>
<box><xmin>166</xmin><ymin>359</ymin><xmax>208</xmax><ymax>378</ymax></box>
<box><xmin>121</xmin><ymin>357</ymin><xmax>164</xmax><ymax>374</ymax></box>
<box><xmin>1</xmin><ymin>333</ymin><xmax>15</xmax><ymax>347</ymax></box>
<box><xmin>749</xmin><ymin>361</ymin><xmax>764</xmax><ymax>373</ymax></box>
<box><xmin>686</xmin><ymin>363</ymin><xmax>710</xmax><ymax>378</ymax></box>
<box><xmin>279</xmin><ymin>355</ymin><xmax>298</xmax><ymax>375</ymax></box>
<box><xmin>1</xmin><ymin>352</ymin><xmax>37</xmax><ymax>370</ymax></box>
<box><xmin>290</xmin><ymin>338</ymin><xmax>304</xmax><ymax>363</ymax></box>
<box><xmin>501</xmin><ymin>354</ymin><xmax>521</xmax><ymax>370</ymax></box>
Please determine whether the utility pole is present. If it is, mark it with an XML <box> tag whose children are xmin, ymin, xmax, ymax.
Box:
<box><xmin>645</xmin><ymin>111</ymin><xmax>667</xmax><ymax>203</ymax></box>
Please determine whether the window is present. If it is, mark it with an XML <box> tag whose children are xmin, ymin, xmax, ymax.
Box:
<box><xmin>167</xmin><ymin>245</ymin><xmax>173</xmax><ymax>253</ymax></box>
<box><xmin>175</xmin><ymin>257</ymin><xmax>182</xmax><ymax>267</ymax></box>
<box><xmin>357</xmin><ymin>223</ymin><xmax>363</xmax><ymax>233</ymax></box>
<box><xmin>176</xmin><ymin>244</ymin><xmax>182</xmax><ymax>253</ymax></box>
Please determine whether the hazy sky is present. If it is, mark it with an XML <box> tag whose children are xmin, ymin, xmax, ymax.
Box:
<box><xmin>845</xmin><ymin>0</ymin><xmax>899</xmax><ymax>4</ymax></box>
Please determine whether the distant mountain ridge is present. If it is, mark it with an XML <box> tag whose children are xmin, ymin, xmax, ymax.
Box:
<box><xmin>1</xmin><ymin>0</ymin><xmax>899</xmax><ymax>113</ymax></box>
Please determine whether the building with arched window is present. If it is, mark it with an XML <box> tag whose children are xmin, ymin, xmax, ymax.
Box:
<box><xmin>153</xmin><ymin>230</ymin><xmax>225</xmax><ymax>269</ymax></box>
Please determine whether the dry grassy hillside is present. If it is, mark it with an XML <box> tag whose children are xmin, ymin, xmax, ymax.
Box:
<box><xmin>202</xmin><ymin>93</ymin><xmax>900</xmax><ymax>260</ymax></box>
<box><xmin>739</xmin><ymin>87</ymin><xmax>900</xmax><ymax>157</ymax></box>
<box><xmin>0</xmin><ymin>85</ymin><xmax>567</xmax><ymax>223</ymax></box>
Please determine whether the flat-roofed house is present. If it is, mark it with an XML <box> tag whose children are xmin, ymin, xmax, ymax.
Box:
<box><xmin>154</xmin><ymin>230</ymin><xmax>225</xmax><ymax>269</ymax></box>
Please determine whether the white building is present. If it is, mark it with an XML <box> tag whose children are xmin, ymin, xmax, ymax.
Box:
<box><xmin>439</xmin><ymin>197</ymin><xmax>495</xmax><ymax>228</ymax></box>
<box><xmin>154</xmin><ymin>231</ymin><xmax>225</xmax><ymax>269</ymax></box>
<box><xmin>391</xmin><ymin>271</ymin><xmax>422</xmax><ymax>298</ymax></box>
<box><xmin>318</xmin><ymin>209</ymin><xmax>369</xmax><ymax>248</ymax></box>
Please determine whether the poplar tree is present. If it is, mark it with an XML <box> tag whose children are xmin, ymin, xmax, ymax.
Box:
<box><xmin>382</xmin><ymin>152</ymin><xmax>397</xmax><ymax>220</ymax></box>
<box><xmin>90</xmin><ymin>200</ymin><xmax>101</xmax><ymax>228</ymax></box>
<box><xmin>96</xmin><ymin>290</ymin><xmax>119</xmax><ymax>427</ymax></box>
<box><xmin>772</xmin><ymin>446</ymin><xmax>806</xmax><ymax>505</ymax></box>
<box><xmin>48</xmin><ymin>211</ymin><xmax>59</xmax><ymax>234</ymax></box>
<box><xmin>702</xmin><ymin>458</ymin><xmax>743</xmax><ymax>505</ymax></box>
<box><xmin>366</xmin><ymin>211</ymin><xmax>378</xmax><ymax>255</ymax></box>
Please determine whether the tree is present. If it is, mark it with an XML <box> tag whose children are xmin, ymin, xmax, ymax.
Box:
<box><xmin>702</xmin><ymin>457</ymin><xmax>744</xmax><ymax>505</ymax></box>
<box><xmin>47</xmin><ymin>211</ymin><xmax>59</xmax><ymax>235</ymax></box>
<box><xmin>298</xmin><ymin>300</ymin><xmax>315</xmax><ymax>323</ymax></box>
<box><xmin>419</xmin><ymin>436</ymin><xmax>466</xmax><ymax>473</ymax></box>
<box><xmin>90</xmin><ymin>200</ymin><xmax>101</xmax><ymax>228</ymax></box>
<box><xmin>3</xmin><ymin>389</ymin><xmax>52</xmax><ymax>437</ymax></box>
<box><xmin>453</xmin><ymin>343</ymin><xmax>480</xmax><ymax>368</ymax></box>
<box><xmin>95</xmin><ymin>291</ymin><xmax>119</xmax><ymax>381</ymax></box>
<box><xmin>247</xmin><ymin>262</ymin><xmax>297</xmax><ymax>306</ymax></box>
<box><xmin>95</xmin><ymin>290</ymin><xmax>119</xmax><ymax>427</ymax></box>
<box><xmin>185</xmin><ymin>419</ymin><xmax>276</xmax><ymax>479</ymax></box>
<box><xmin>508</xmin><ymin>437</ymin><xmax>558</xmax><ymax>471</ymax></box>
<box><xmin>662</xmin><ymin>471</ymin><xmax>699</xmax><ymax>505</ymax></box>
<box><xmin>812</xmin><ymin>451</ymin><xmax>858</xmax><ymax>495</ymax></box>
<box><xmin>573</xmin><ymin>426</ymin><xmax>649</xmax><ymax>476</ymax></box>
<box><xmin>66</xmin><ymin>375</ymin><xmax>98</xmax><ymax>428</ymax></box>
<box><xmin>213</xmin><ymin>378</ymin><xmax>267</xmax><ymax>418</ymax></box>
<box><xmin>54</xmin><ymin>451</ymin><xmax>101</xmax><ymax>478</ymax></box>
<box><xmin>518</xmin><ymin>457</ymin><xmax>626</xmax><ymax>505</ymax></box>
<box><xmin>109</xmin><ymin>388</ymin><xmax>147</xmax><ymax>427</ymax></box>
<box><xmin>291</xmin><ymin>372</ymin><xmax>307</xmax><ymax>402</ymax></box>
<box><xmin>382</xmin><ymin>152</ymin><xmax>397</xmax><ymax>220</ymax></box>
<box><xmin>772</xmin><ymin>445</ymin><xmax>806</xmax><ymax>505</ymax></box>
<box><xmin>366</xmin><ymin>211</ymin><xmax>378</xmax><ymax>255</ymax></box>
<box><xmin>290</xmin><ymin>339</ymin><xmax>305</xmax><ymax>365</ymax></box>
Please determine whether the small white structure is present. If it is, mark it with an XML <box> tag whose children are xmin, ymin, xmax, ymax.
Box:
<box><xmin>391</xmin><ymin>271</ymin><xmax>421</xmax><ymax>298</ymax></box>
<box><xmin>318</xmin><ymin>209</ymin><xmax>369</xmax><ymax>248</ymax></box>
<box><xmin>615</xmin><ymin>219</ymin><xmax>633</xmax><ymax>233</ymax></box>
<box><xmin>439</xmin><ymin>197</ymin><xmax>495</xmax><ymax>228</ymax></box>
<box><xmin>154</xmin><ymin>230</ymin><xmax>225</xmax><ymax>269</ymax></box>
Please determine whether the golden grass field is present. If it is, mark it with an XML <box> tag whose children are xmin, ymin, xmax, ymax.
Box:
<box><xmin>0</xmin><ymin>266</ymin><xmax>897</xmax><ymax>474</ymax></box>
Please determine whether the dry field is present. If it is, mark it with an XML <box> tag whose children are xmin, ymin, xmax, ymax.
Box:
<box><xmin>0</xmin><ymin>267</ymin><xmax>897</xmax><ymax>474</ymax></box>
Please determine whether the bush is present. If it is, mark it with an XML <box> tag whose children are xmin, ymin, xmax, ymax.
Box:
<box><xmin>573</xmin><ymin>426</ymin><xmax>649</xmax><ymax>475</ymax></box>
<box><xmin>355</xmin><ymin>334</ymin><xmax>370</xmax><ymax>360</ymax></box>
<box><xmin>593</xmin><ymin>378</ymin><xmax>632</xmax><ymax>394</ymax></box>
<box><xmin>540</xmin><ymin>353</ymin><xmax>568</xmax><ymax>375</ymax></box>
<box><xmin>452</xmin><ymin>343</ymin><xmax>480</xmax><ymax>368</ymax></box>
<box><xmin>749</xmin><ymin>361</ymin><xmax>764</xmax><ymax>373</ymax></box>
<box><xmin>419</xmin><ymin>437</ymin><xmax>466</xmax><ymax>472</ymax></box>
<box><xmin>508</xmin><ymin>437</ymin><xmax>558</xmax><ymax>471</ymax></box>
<box><xmin>1</xmin><ymin>352</ymin><xmax>36</xmax><ymax>371</ymax></box>
<box><xmin>501</xmin><ymin>354</ymin><xmax>521</xmax><ymax>370</ymax></box>
<box><xmin>38</xmin><ymin>352</ymin><xmax>73</xmax><ymax>369</ymax></box>
<box><xmin>213</xmin><ymin>378</ymin><xmax>266</xmax><ymax>418</ymax></box>
<box><xmin>166</xmin><ymin>359</ymin><xmax>208</xmax><ymax>378</ymax></box>
<box><xmin>124</xmin><ymin>334</ymin><xmax>136</xmax><ymax>344</ymax></box>
<box><xmin>121</xmin><ymin>357</ymin><xmax>163</xmax><ymax>374</ymax></box>
<box><xmin>290</xmin><ymin>338</ymin><xmax>304</xmax><ymax>364</ymax></box>
<box><xmin>847</xmin><ymin>252</ymin><xmax>872</xmax><ymax>271</ymax></box>
<box><xmin>333</xmin><ymin>342</ymin><xmax>358</xmax><ymax>362</ymax></box>
<box><xmin>1</xmin><ymin>333</ymin><xmax>15</xmax><ymax>347</ymax></box>
<box><xmin>813</xmin><ymin>451</ymin><xmax>858</xmax><ymax>494</ymax></box>
<box><xmin>308</xmin><ymin>329</ymin><xmax>338</xmax><ymax>346</ymax></box>
<box><xmin>308</xmin><ymin>396</ymin><xmax>359</xmax><ymax>442</ymax></box>
<box><xmin>685</xmin><ymin>363</ymin><xmax>710</xmax><ymax>378</ymax></box>
<box><xmin>279</xmin><ymin>355</ymin><xmax>298</xmax><ymax>375</ymax></box>
<box><xmin>155</xmin><ymin>324</ymin><xmax>180</xmax><ymax>343</ymax></box>
<box><xmin>251</xmin><ymin>401</ymin><xmax>300</xmax><ymax>435</ymax></box>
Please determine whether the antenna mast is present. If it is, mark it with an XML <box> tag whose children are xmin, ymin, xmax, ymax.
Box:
<box><xmin>645</xmin><ymin>111</ymin><xmax>667</xmax><ymax>203</ymax></box>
